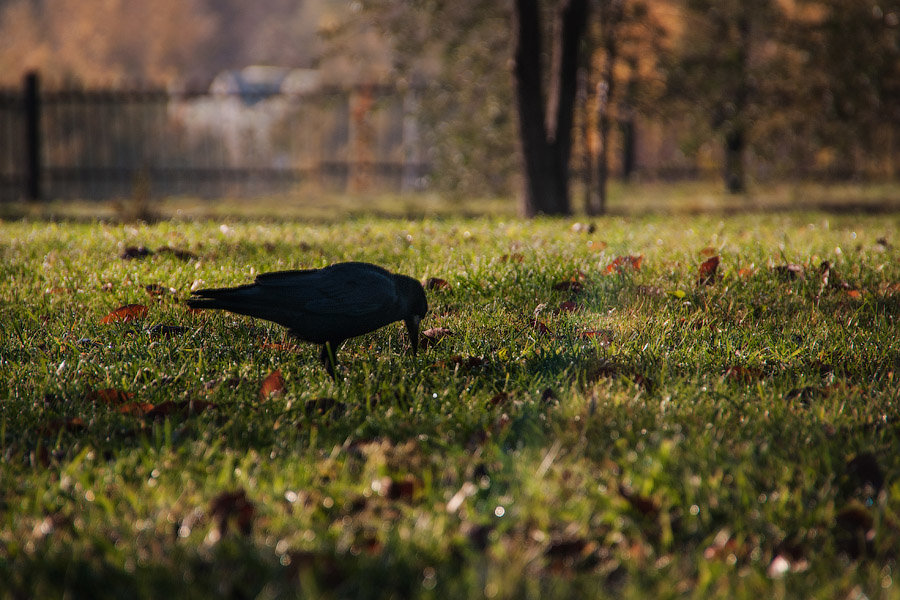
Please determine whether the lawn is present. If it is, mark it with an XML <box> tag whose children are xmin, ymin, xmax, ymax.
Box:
<box><xmin>1</xmin><ymin>207</ymin><xmax>899</xmax><ymax>598</ymax></box>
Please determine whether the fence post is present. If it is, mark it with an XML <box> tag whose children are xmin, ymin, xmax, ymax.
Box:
<box><xmin>24</xmin><ymin>71</ymin><xmax>41</xmax><ymax>202</ymax></box>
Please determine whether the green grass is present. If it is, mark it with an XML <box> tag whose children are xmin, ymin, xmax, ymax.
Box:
<box><xmin>1</xmin><ymin>208</ymin><xmax>899</xmax><ymax>598</ymax></box>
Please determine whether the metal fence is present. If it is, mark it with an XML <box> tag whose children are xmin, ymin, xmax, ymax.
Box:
<box><xmin>0</xmin><ymin>72</ymin><xmax>429</xmax><ymax>202</ymax></box>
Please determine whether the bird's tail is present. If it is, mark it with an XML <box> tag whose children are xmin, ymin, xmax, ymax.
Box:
<box><xmin>186</xmin><ymin>284</ymin><xmax>254</xmax><ymax>311</ymax></box>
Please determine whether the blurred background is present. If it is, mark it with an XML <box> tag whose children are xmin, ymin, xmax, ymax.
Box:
<box><xmin>0</xmin><ymin>0</ymin><xmax>897</xmax><ymax>215</ymax></box>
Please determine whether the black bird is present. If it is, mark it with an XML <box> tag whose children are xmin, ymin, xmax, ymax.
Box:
<box><xmin>187</xmin><ymin>262</ymin><xmax>428</xmax><ymax>378</ymax></box>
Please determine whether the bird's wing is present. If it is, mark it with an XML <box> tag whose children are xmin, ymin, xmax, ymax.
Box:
<box><xmin>254</xmin><ymin>264</ymin><xmax>397</xmax><ymax>317</ymax></box>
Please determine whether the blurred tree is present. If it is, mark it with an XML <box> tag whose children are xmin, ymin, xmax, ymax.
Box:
<box><xmin>664</xmin><ymin>0</ymin><xmax>785</xmax><ymax>193</ymax></box>
<box><xmin>514</xmin><ymin>0</ymin><xmax>589</xmax><ymax>215</ymax></box>
<box><xmin>0</xmin><ymin>0</ymin><xmax>217</xmax><ymax>84</ymax></box>
<box><xmin>583</xmin><ymin>0</ymin><xmax>670</xmax><ymax>214</ymax></box>
<box><xmin>360</xmin><ymin>0</ymin><xmax>518</xmax><ymax>199</ymax></box>
<box><xmin>794</xmin><ymin>0</ymin><xmax>900</xmax><ymax>177</ymax></box>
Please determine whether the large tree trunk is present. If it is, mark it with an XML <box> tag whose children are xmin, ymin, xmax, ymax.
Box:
<box><xmin>514</xmin><ymin>0</ymin><xmax>588</xmax><ymax>216</ymax></box>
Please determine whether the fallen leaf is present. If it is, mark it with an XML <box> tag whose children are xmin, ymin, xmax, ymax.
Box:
<box><xmin>88</xmin><ymin>388</ymin><xmax>134</xmax><ymax>404</ymax></box>
<box><xmin>443</xmin><ymin>355</ymin><xmax>488</xmax><ymax>370</ymax></box>
<box><xmin>700</xmin><ymin>246</ymin><xmax>718</xmax><ymax>257</ymax></box>
<box><xmin>488</xmin><ymin>392</ymin><xmax>510</xmax><ymax>406</ymax></box>
<box><xmin>259</xmin><ymin>370</ymin><xmax>286</xmax><ymax>399</ymax></box>
<box><xmin>529</xmin><ymin>318</ymin><xmax>553</xmax><ymax>337</ymax></box>
<box><xmin>606</xmin><ymin>255</ymin><xmax>643</xmax><ymax>274</ymax></box>
<box><xmin>424</xmin><ymin>277</ymin><xmax>451</xmax><ymax>290</ymax></box>
<box><xmin>556</xmin><ymin>300</ymin><xmax>579</xmax><ymax>313</ymax></box>
<box><xmin>148</xmin><ymin>324</ymin><xmax>189</xmax><ymax>338</ymax></box>
<box><xmin>546</xmin><ymin>537</ymin><xmax>591</xmax><ymax>559</ymax></box>
<box><xmin>100</xmin><ymin>304</ymin><xmax>149</xmax><ymax>324</ymax></box>
<box><xmin>145</xmin><ymin>283</ymin><xmax>175</xmax><ymax>297</ymax></box>
<box><xmin>846</xmin><ymin>289</ymin><xmax>862</xmax><ymax>299</ymax></box>
<box><xmin>724</xmin><ymin>365</ymin><xmax>766</xmax><ymax>382</ymax></box>
<box><xmin>116</xmin><ymin>402</ymin><xmax>155</xmax><ymax>416</ymax></box>
<box><xmin>374</xmin><ymin>475</ymin><xmax>420</xmax><ymax>502</ymax></box>
<box><xmin>618</xmin><ymin>484</ymin><xmax>660</xmax><ymax>517</ymax></box>
<box><xmin>260</xmin><ymin>341</ymin><xmax>301</xmax><ymax>352</ymax></box>
<box><xmin>422</xmin><ymin>327</ymin><xmax>453</xmax><ymax>348</ymax></box>
<box><xmin>698</xmin><ymin>256</ymin><xmax>720</xmax><ymax>285</ymax></box>
<box><xmin>774</xmin><ymin>264</ymin><xmax>803</xmax><ymax>280</ymax></box>
<box><xmin>552</xmin><ymin>280</ymin><xmax>584</xmax><ymax>293</ymax></box>
<box><xmin>120</xmin><ymin>246</ymin><xmax>153</xmax><ymax>260</ymax></box>
<box><xmin>209</xmin><ymin>489</ymin><xmax>255</xmax><ymax>537</ymax></box>
<box><xmin>635</xmin><ymin>285</ymin><xmax>663</xmax><ymax>296</ymax></box>
<box><xmin>880</xmin><ymin>282</ymin><xmax>900</xmax><ymax>296</ymax></box>
<box><xmin>156</xmin><ymin>246</ymin><xmax>198</xmax><ymax>261</ymax></box>
<box><xmin>578</xmin><ymin>329</ymin><xmax>613</xmax><ymax>344</ymax></box>
<box><xmin>737</xmin><ymin>268</ymin><xmax>754</xmax><ymax>278</ymax></box>
<box><xmin>423</xmin><ymin>327</ymin><xmax>452</xmax><ymax>339</ymax></box>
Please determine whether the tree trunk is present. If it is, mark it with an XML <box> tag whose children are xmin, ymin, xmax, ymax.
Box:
<box><xmin>724</xmin><ymin>11</ymin><xmax>750</xmax><ymax>194</ymax></box>
<box><xmin>514</xmin><ymin>0</ymin><xmax>588</xmax><ymax>216</ymax></box>
<box><xmin>590</xmin><ymin>0</ymin><xmax>624</xmax><ymax>216</ymax></box>
<box><xmin>724</xmin><ymin>127</ymin><xmax>745</xmax><ymax>194</ymax></box>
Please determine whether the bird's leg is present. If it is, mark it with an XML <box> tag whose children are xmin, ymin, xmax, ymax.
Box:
<box><xmin>319</xmin><ymin>340</ymin><xmax>342</xmax><ymax>380</ymax></box>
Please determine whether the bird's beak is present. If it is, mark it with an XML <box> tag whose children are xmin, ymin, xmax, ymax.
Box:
<box><xmin>406</xmin><ymin>315</ymin><xmax>421</xmax><ymax>355</ymax></box>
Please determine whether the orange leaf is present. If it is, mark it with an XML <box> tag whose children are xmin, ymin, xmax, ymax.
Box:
<box><xmin>579</xmin><ymin>329</ymin><xmax>613</xmax><ymax>344</ymax></box>
<box><xmin>100</xmin><ymin>303</ymin><xmax>148</xmax><ymax>324</ymax></box>
<box><xmin>737</xmin><ymin>268</ymin><xmax>754</xmax><ymax>278</ymax></box>
<box><xmin>117</xmin><ymin>402</ymin><xmax>155</xmax><ymax>416</ymax></box>
<box><xmin>259</xmin><ymin>370</ymin><xmax>286</xmax><ymax>399</ymax></box>
<box><xmin>260</xmin><ymin>342</ymin><xmax>301</xmax><ymax>352</ymax></box>
<box><xmin>846</xmin><ymin>289</ymin><xmax>862</xmax><ymax>299</ymax></box>
<box><xmin>89</xmin><ymin>388</ymin><xmax>134</xmax><ymax>404</ymax></box>
<box><xmin>605</xmin><ymin>255</ymin><xmax>643</xmax><ymax>274</ymax></box>
<box><xmin>698</xmin><ymin>256</ymin><xmax>720</xmax><ymax>285</ymax></box>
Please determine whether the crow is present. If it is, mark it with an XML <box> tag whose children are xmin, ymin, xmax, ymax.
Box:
<box><xmin>187</xmin><ymin>262</ymin><xmax>428</xmax><ymax>378</ymax></box>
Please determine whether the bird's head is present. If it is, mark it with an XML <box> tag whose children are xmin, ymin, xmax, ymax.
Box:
<box><xmin>395</xmin><ymin>274</ymin><xmax>428</xmax><ymax>354</ymax></box>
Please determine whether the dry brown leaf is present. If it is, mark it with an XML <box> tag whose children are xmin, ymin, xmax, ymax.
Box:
<box><xmin>529</xmin><ymin>318</ymin><xmax>553</xmax><ymax>337</ymax></box>
<box><xmin>100</xmin><ymin>304</ymin><xmax>149</xmax><ymax>324</ymax></box>
<box><xmin>259</xmin><ymin>370</ymin><xmax>286</xmax><ymax>400</ymax></box>
<box><xmin>424</xmin><ymin>277</ymin><xmax>451</xmax><ymax>290</ymax></box>
<box><xmin>698</xmin><ymin>255</ymin><xmax>720</xmax><ymax>285</ymax></box>
<box><xmin>209</xmin><ymin>489</ymin><xmax>256</xmax><ymax>537</ymax></box>
<box><xmin>606</xmin><ymin>255</ymin><xmax>643</xmax><ymax>274</ymax></box>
